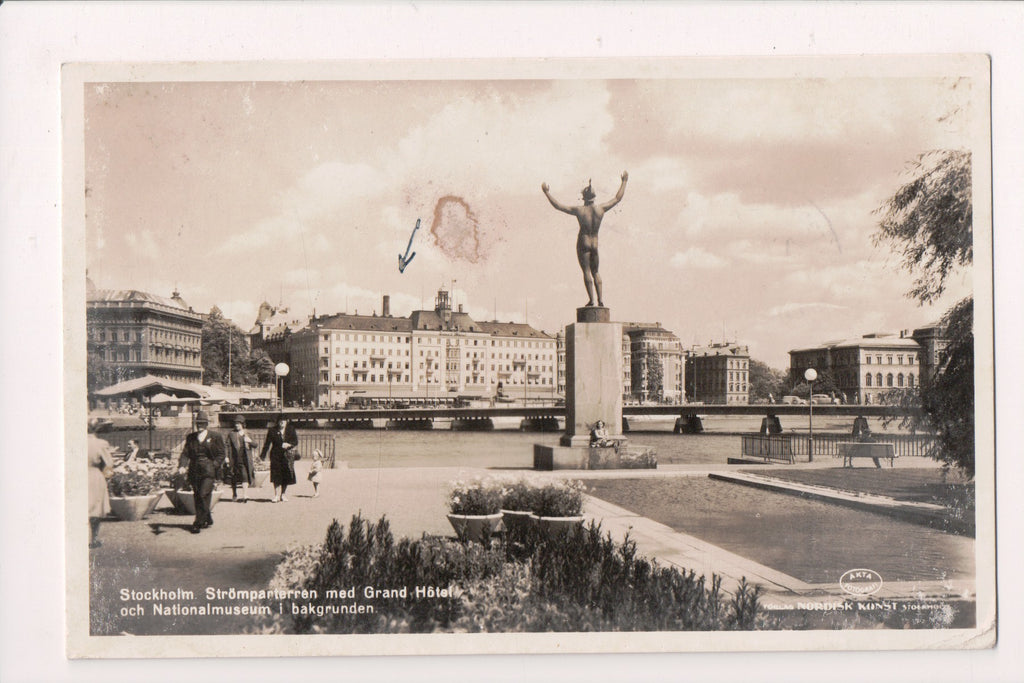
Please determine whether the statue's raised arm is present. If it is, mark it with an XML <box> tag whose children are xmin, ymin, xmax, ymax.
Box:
<box><xmin>600</xmin><ymin>171</ymin><xmax>629</xmax><ymax>212</ymax></box>
<box><xmin>541</xmin><ymin>182</ymin><xmax>576</xmax><ymax>215</ymax></box>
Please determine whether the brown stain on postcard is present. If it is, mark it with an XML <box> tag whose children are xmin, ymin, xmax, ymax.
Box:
<box><xmin>430</xmin><ymin>195</ymin><xmax>483</xmax><ymax>264</ymax></box>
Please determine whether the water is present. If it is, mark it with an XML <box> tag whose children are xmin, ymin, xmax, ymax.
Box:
<box><xmin>103</xmin><ymin>415</ymin><xmax>911</xmax><ymax>468</ymax></box>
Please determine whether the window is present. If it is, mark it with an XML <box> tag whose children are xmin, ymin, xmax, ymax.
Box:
<box><xmin>865</xmin><ymin>356</ymin><xmax>872</xmax><ymax>364</ymax></box>
<box><xmin>876</xmin><ymin>373</ymin><xmax>883</xmax><ymax>386</ymax></box>
<box><xmin>886</xmin><ymin>373</ymin><xmax>894</xmax><ymax>387</ymax></box>
<box><xmin>897</xmin><ymin>373</ymin><xmax>904</xmax><ymax>387</ymax></box>
<box><xmin>908</xmin><ymin>374</ymin><xmax>915</xmax><ymax>388</ymax></box>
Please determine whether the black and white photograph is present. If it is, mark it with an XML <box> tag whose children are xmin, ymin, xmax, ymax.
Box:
<box><xmin>3</xmin><ymin>3</ymin><xmax>1022</xmax><ymax>680</ymax></box>
<box><xmin>62</xmin><ymin>54</ymin><xmax>994</xmax><ymax>656</ymax></box>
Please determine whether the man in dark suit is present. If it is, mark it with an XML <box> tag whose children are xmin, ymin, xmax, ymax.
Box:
<box><xmin>177</xmin><ymin>410</ymin><xmax>226</xmax><ymax>533</ymax></box>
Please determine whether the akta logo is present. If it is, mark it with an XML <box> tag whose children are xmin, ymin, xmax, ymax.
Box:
<box><xmin>839</xmin><ymin>569</ymin><xmax>883</xmax><ymax>596</ymax></box>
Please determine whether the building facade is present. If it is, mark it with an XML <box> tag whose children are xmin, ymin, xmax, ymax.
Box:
<box><xmin>623</xmin><ymin>323</ymin><xmax>685</xmax><ymax>404</ymax></box>
<box><xmin>911</xmin><ymin>322</ymin><xmax>949</xmax><ymax>387</ymax></box>
<box><xmin>685</xmin><ymin>342</ymin><xmax>750</xmax><ymax>405</ymax></box>
<box><xmin>278</xmin><ymin>290</ymin><xmax>558</xmax><ymax>407</ymax></box>
<box><xmin>789</xmin><ymin>332</ymin><xmax>922</xmax><ymax>405</ymax></box>
<box><xmin>87</xmin><ymin>282</ymin><xmax>204</xmax><ymax>389</ymax></box>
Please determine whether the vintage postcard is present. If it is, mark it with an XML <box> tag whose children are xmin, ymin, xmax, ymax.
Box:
<box><xmin>63</xmin><ymin>55</ymin><xmax>995</xmax><ymax>658</ymax></box>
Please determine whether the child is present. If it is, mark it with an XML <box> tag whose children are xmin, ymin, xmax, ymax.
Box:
<box><xmin>308</xmin><ymin>449</ymin><xmax>324</xmax><ymax>498</ymax></box>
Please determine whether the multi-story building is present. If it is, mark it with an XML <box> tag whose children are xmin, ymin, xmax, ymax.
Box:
<box><xmin>685</xmin><ymin>342</ymin><xmax>750</xmax><ymax>405</ymax></box>
<box><xmin>87</xmin><ymin>280</ymin><xmax>204</xmax><ymax>389</ymax></box>
<box><xmin>911</xmin><ymin>322</ymin><xmax>949</xmax><ymax>387</ymax></box>
<box><xmin>279</xmin><ymin>290</ymin><xmax>558</xmax><ymax>407</ymax></box>
<box><xmin>789</xmin><ymin>332</ymin><xmax>922</xmax><ymax>405</ymax></box>
<box><xmin>623</xmin><ymin>323</ymin><xmax>685</xmax><ymax>404</ymax></box>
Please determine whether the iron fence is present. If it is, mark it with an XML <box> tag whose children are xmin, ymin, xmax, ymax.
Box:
<box><xmin>100</xmin><ymin>429</ymin><xmax>337</xmax><ymax>467</ymax></box>
<box><xmin>741</xmin><ymin>432</ymin><xmax>936</xmax><ymax>462</ymax></box>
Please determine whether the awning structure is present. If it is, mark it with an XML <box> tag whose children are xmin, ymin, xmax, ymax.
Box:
<box><xmin>93</xmin><ymin>375</ymin><xmax>205</xmax><ymax>399</ymax></box>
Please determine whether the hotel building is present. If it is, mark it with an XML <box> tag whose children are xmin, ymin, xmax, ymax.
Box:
<box><xmin>274</xmin><ymin>290</ymin><xmax>557</xmax><ymax>407</ymax></box>
<box><xmin>87</xmin><ymin>280</ymin><xmax>204</xmax><ymax>388</ymax></box>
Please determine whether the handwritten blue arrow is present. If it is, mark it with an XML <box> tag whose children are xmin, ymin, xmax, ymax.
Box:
<box><xmin>398</xmin><ymin>218</ymin><xmax>420</xmax><ymax>273</ymax></box>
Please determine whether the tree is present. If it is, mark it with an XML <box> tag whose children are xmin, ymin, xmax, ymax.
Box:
<box><xmin>644</xmin><ymin>348</ymin><xmax>664</xmax><ymax>402</ymax></box>
<box><xmin>787</xmin><ymin>369</ymin><xmax>840</xmax><ymax>400</ymax></box>
<box><xmin>874</xmin><ymin>149</ymin><xmax>974</xmax><ymax>477</ymax></box>
<box><xmin>747</xmin><ymin>359</ymin><xmax>788</xmax><ymax>402</ymax></box>
<box><xmin>202</xmin><ymin>306</ymin><xmax>262</xmax><ymax>385</ymax></box>
<box><xmin>881</xmin><ymin>299</ymin><xmax>974</xmax><ymax>478</ymax></box>
<box><xmin>249</xmin><ymin>348</ymin><xmax>276</xmax><ymax>385</ymax></box>
<box><xmin>874</xmin><ymin>150</ymin><xmax>971</xmax><ymax>305</ymax></box>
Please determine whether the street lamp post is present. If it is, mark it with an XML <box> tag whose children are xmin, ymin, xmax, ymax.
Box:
<box><xmin>275</xmin><ymin>362</ymin><xmax>290</xmax><ymax>410</ymax></box>
<box><xmin>804</xmin><ymin>367</ymin><xmax>817</xmax><ymax>462</ymax></box>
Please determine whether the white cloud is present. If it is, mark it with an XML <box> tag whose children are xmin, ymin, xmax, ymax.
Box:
<box><xmin>766</xmin><ymin>302</ymin><xmax>847</xmax><ymax>317</ymax></box>
<box><xmin>670</xmin><ymin>247</ymin><xmax>728</xmax><ymax>270</ymax></box>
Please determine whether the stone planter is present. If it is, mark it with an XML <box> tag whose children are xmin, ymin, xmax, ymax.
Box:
<box><xmin>500</xmin><ymin>509</ymin><xmax>535</xmax><ymax>533</ymax></box>
<box><xmin>109</xmin><ymin>493</ymin><xmax>162</xmax><ymax>521</ymax></box>
<box><xmin>532</xmin><ymin>515</ymin><xmax>585</xmax><ymax>537</ymax></box>
<box><xmin>165</xmin><ymin>489</ymin><xmax>223</xmax><ymax>516</ymax></box>
<box><xmin>446</xmin><ymin>513</ymin><xmax>504</xmax><ymax>543</ymax></box>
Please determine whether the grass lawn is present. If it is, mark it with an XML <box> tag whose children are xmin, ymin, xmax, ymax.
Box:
<box><xmin>581</xmin><ymin>476</ymin><xmax>975</xmax><ymax>585</ymax></box>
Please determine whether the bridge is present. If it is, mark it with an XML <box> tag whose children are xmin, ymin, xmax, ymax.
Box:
<box><xmin>218</xmin><ymin>403</ymin><xmax>904</xmax><ymax>430</ymax></box>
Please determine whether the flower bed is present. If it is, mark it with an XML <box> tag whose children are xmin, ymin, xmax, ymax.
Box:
<box><xmin>448</xmin><ymin>477</ymin><xmax>504</xmax><ymax>516</ymax></box>
<box><xmin>253</xmin><ymin>513</ymin><xmax>763</xmax><ymax>634</ymax></box>
<box><xmin>108</xmin><ymin>460</ymin><xmax>176</xmax><ymax>498</ymax></box>
<box><xmin>533</xmin><ymin>479</ymin><xmax>585</xmax><ymax>518</ymax></box>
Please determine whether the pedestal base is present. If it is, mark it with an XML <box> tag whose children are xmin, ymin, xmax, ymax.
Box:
<box><xmin>534</xmin><ymin>444</ymin><xmax>658</xmax><ymax>471</ymax></box>
<box><xmin>576</xmin><ymin>306</ymin><xmax>610</xmax><ymax>323</ymax></box>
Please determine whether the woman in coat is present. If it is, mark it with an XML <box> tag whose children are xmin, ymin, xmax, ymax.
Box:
<box><xmin>88</xmin><ymin>419</ymin><xmax>114</xmax><ymax>548</ymax></box>
<box><xmin>226</xmin><ymin>416</ymin><xmax>256</xmax><ymax>502</ymax></box>
<box><xmin>260</xmin><ymin>414</ymin><xmax>298</xmax><ymax>502</ymax></box>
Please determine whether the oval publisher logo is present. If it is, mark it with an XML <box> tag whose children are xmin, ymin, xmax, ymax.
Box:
<box><xmin>839</xmin><ymin>569</ymin><xmax>883</xmax><ymax>596</ymax></box>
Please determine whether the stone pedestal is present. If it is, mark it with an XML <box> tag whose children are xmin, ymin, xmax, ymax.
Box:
<box><xmin>576</xmin><ymin>306</ymin><xmax>610</xmax><ymax>323</ymax></box>
<box><xmin>559</xmin><ymin>316</ymin><xmax>623</xmax><ymax>447</ymax></box>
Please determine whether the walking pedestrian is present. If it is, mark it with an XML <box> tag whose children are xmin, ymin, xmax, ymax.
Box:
<box><xmin>88</xmin><ymin>419</ymin><xmax>114</xmax><ymax>549</ymax></box>
<box><xmin>260</xmin><ymin>413</ymin><xmax>298</xmax><ymax>502</ymax></box>
<box><xmin>177</xmin><ymin>410</ymin><xmax>225</xmax><ymax>533</ymax></box>
<box><xmin>226</xmin><ymin>416</ymin><xmax>256</xmax><ymax>503</ymax></box>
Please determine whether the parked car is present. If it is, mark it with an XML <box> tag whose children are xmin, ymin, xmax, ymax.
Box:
<box><xmin>780</xmin><ymin>395</ymin><xmax>807</xmax><ymax>405</ymax></box>
<box><xmin>810</xmin><ymin>394</ymin><xmax>834</xmax><ymax>405</ymax></box>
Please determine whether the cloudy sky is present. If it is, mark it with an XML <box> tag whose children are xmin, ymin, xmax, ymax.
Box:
<box><xmin>84</xmin><ymin>71</ymin><xmax>977</xmax><ymax>368</ymax></box>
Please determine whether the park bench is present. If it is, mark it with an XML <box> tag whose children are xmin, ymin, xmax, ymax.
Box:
<box><xmin>837</xmin><ymin>442</ymin><xmax>897</xmax><ymax>468</ymax></box>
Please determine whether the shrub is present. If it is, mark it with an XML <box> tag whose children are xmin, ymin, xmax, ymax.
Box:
<box><xmin>533</xmin><ymin>479</ymin><xmax>586</xmax><ymax>517</ymax></box>
<box><xmin>448</xmin><ymin>477</ymin><xmax>504</xmax><ymax>515</ymax></box>
<box><xmin>528</xmin><ymin>522</ymin><xmax>762</xmax><ymax>631</ymax></box>
<box><xmin>107</xmin><ymin>460</ymin><xmax>176</xmax><ymax>497</ymax></box>
<box><xmin>257</xmin><ymin>513</ymin><xmax>763</xmax><ymax>634</ymax></box>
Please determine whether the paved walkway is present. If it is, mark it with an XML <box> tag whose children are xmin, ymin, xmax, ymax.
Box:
<box><xmin>90</xmin><ymin>456</ymin><xmax>973</xmax><ymax>635</ymax></box>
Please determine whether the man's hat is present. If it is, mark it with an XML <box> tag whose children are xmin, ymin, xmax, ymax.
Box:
<box><xmin>195</xmin><ymin>410</ymin><xmax>210</xmax><ymax>425</ymax></box>
<box><xmin>233</xmin><ymin>416</ymin><xmax>246</xmax><ymax>426</ymax></box>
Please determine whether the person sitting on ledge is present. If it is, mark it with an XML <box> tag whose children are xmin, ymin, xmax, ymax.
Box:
<box><xmin>590</xmin><ymin>420</ymin><xmax>615</xmax><ymax>448</ymax></box>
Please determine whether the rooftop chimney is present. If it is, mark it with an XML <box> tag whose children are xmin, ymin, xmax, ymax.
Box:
<box><xmin>382</xmin><ymin>295</ymin><xmax>390</xmax><ymax>317</ymax></box>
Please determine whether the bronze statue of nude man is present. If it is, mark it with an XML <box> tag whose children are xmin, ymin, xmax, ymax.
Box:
<box><xmin>542</xmin><ymin>172</ymin><xmax>628</xmax><ymax>307</ymax></box>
